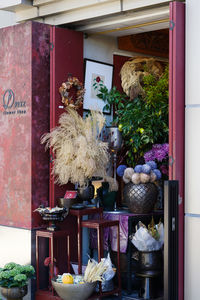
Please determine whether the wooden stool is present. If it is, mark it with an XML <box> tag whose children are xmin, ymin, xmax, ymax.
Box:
<box><xmin>69</xmin><ymin>207</ymin><xmax>103</xmax><ymax>274</ymax></box>
<box><xmin>36</xmin><ymin>230</ymin><xmax>71</xmax><ymax>295</ymax></box>
<box><xmin>81</xmin><ymin>219</ymin><xmax>121</xmax><ymax>298</ymax></box>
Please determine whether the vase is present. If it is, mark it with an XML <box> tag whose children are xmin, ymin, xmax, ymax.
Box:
<box><xmin>123</xmin><ymin>182</ymin><xmax>158</xmax><ymax>213</ymax></box>
<box><xmin>77</xmin><ymin>180</ymin><xmax>95</xmax><ymax>202</ymax></box>
<box><xmin>97</xmin><ymin>182</ymin><xmax>116</xmax><ymax>211</ymax></box>
<box><xmin>138</xmin><ymin>250</ymin><xmax>163</xmax><ymax>271</ymax></box>
<box><xmin>1</xmin><ymin>285</ymin><xmax>28</xmax><ymax>300</ymax></box>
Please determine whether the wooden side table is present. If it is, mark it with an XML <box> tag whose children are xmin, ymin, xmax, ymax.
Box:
<box><xmin>69</xmin><ymin>207</ymin><xmax>103</xmax><ymax>274</ymax></box>
<box><xmin>36</xmin><ymin>229</ymin><xmax>71</xmax><ymax>294</ymax></box>
<box><xmin>82</xmin><ymin>219</ymin><xmax>121</xmax><ymax>298</ymax></box>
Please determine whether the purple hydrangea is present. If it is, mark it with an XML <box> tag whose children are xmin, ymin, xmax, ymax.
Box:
<box><xmin>117</xmin><ymin>165</ymin><xmax>127</xmax><ymax>177</ymax></box>
<box><xmin>154</xmin><ymin>149</ymin><xmax>167</xmax><ymax>162</ymax></box>
<box><xmin>144</xmin><ymin>150</ymin><xmax>155</xmax><ymax>162</ymax></box>
<box><xmin>134</xmin><ymin>165</ymin><xmax>143</xmax><ymax>173</ymax></box>
<box><xmin>142</xmin><ymin>164</ymin><xmax>151</xmax><ymax>174</ymax></box>
<box><xmin>146</xmin><ymin>161</ymin><xmax>157</xmax><ymax>170</ymax></box>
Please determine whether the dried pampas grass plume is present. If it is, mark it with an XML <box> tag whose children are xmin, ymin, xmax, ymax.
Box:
<box><xmin>41</xmin><ymin>108</ymin><xmax>110</xmax><ymax>187</ymax></box>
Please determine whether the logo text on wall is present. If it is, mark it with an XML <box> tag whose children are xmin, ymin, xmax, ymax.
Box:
<box><xmin>3</xmin><ymin>89</ymin><xmax>26</xmax><ymax>115</ymax></box>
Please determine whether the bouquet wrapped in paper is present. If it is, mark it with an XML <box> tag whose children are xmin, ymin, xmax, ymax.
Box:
<box><xmin>130</xmin><ymin>218</ymin><xmax>164</xmax><ymax>252</ymax></box>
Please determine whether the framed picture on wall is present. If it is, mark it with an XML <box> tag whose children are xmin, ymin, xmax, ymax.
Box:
<box><xmin>83</xmin><ymin>59</ymin><xmax>113</xmax><ymax>114</ymax></box>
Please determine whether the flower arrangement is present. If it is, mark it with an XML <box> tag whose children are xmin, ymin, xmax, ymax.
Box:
<box><xmin>144</xmin><ymin>143</ymin><xmax>169</xmax><ymax>178</ymax></box>
<box><xmin>0</xmin><ymin>263</ymin><xmax>35</xmax><ymax>288</ymax></box>
<box><xmin>41</xmin><ymin>107</ymin><xmax>114</xmax><ymax>188</ymax></box>
<box><xmin>94</xmin><ymin>65</ymin><xmax>169</xmax><ymax>166</ymax></box>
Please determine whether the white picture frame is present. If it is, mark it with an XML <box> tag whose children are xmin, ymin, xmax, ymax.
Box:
<box><xmin>83</xmin><ymin>59</ymin><xmax>113</xmax><ymax>114</ymax></box>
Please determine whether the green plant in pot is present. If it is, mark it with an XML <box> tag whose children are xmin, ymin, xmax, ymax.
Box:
<box><xmin>0</xmin><ymin>262</ymin><xmax>35</xmax><ymax>300</ymax></box>
<box><xmin>94</xmin><ymin>65</ymin><xmax>169</xmax><ymax>167</ymax></box>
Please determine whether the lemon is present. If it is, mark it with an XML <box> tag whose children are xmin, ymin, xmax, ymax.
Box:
<box><xmin>118</xmin><ymin>124</ymin><xmax>123</xmax><ymax>131</ymax></box>
<box><xmin>139</xmin><ymin>128</ymin><xmax>144</xmax><ymax>134</ymax></box>
<box><xmin>62</xmin><ymin>274</ymin><xmax>74</xmax><ymax>284</ymax></box>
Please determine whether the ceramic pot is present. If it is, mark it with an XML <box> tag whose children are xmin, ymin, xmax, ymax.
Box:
<box><xmin>1</xmin><ymin>285</ymin><xmax>28</xmax><ymax>300</ymax></box>
<box><xmin>52</xmin><ymin>279</ymin><xmax>96</xmax><ymax>300</ymax></box>
<box><xmin>77</xmin><ymin>181</ymin><xmax>95</xmax><ymax>202</ymax></box>
<box><xmin>123</xmin><ymin>182</ymin><xmax>158</xmax><ymax>213</ymax></box>
<box><xmin>138</xmin><ymin>250</ymin><xmax>163</xmax><ymax>271</ymax></box>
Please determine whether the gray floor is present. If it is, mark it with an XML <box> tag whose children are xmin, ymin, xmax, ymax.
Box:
<box><xmin>94</xmin><ymin>290</ymin><xmax>164</xmax><ymax>300</ymax></box>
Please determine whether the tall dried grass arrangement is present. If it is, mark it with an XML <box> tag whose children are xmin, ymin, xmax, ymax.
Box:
<box><xmin>41</xmin><ymin>108</ymin><xmax>110</xmax><ymax>187</ymax></box>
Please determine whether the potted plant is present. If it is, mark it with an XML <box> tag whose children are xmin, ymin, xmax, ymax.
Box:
<box><xmin>0</xmin><ymin>262</ymin><xmax>35</xmax><ymax>300</ymax></box>
<box><xmin>94</xmin><ymin>65</ymin><xmax>169</xmax><ymax>167</ymax></box>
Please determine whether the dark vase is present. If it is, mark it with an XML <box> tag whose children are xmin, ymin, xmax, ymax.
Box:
<box><xmin>77</xmin><ymin>181</ymin><xmax>95</xmax><ymax>202</ymax></box>
<box><xmin>123</xmin><ymin>182</ymin><xmax>158</xmax><ymax>214</ymax></box>
<box><xmin>1</xmin><ymin>285</ymin><xmax>28</xmax><ymax>300</ymax></box>
<box><xmin>97</xmin><ymin>182</ymin><xmax>116</xmax><ymax>211</ymax></box>
<box><xmin>138</xmin><ymin>250</ymin><xmax>163</xmax><ymax>271</ymax></box>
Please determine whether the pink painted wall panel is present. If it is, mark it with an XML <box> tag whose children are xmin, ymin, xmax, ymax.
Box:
<box><xmin>0</xmin><ymin>23</ymin><xmax>32</xmax><ymax>228</ymax></box>
<box><xmin>0</xmin><ymin>22</ymin><xmax>50</xmax><ymax>229</ymax></box>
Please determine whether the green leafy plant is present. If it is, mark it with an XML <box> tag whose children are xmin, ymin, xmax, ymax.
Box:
<box><xmin>95</xmin><ymin>66</ymin><xmax>169</xmax><ymax>166</ymax></box>
<box><xmin>0</xmin><ymin>263</ymin><xmax>35</xmax><ymax>288</ymax></box>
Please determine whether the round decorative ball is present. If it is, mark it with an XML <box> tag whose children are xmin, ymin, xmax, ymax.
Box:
<box><xmin>150</xmin><ymin>171</ymin><xmax>157</xmax><ymax>183</ymax></box>
<box><xmin>146</xmin><ymin>161</ymin><xmax>157</xmax><ymax>170</ymax></box>
<box><xmin>124</xmin><ymin>168</ymin><xmax>134</xmax><ymax>180</ymax></box>
<box><xmin>142</xmin><ymin>164</ymin><xmax>151</xmax><ymax>174</ymax></box>
<box><xmin>123</xmin><ymin>175</ymin><xmax>130</xmax><ymax>184</ymax></box>
<box><xmin>131</xmin><ymin>173</ymin><xmax>141</xmax><ymax>185</ymax></box>
<box><xmin>117</xmin><ymin>165</ymin><xmax>127</xmax><ymax>177</ymax></box>
<box><xmin>152</xmin><ymin>169</ymin><xmax>162</xmax><ymax>180</ymax></box>
<box><xmin>123</xmin><ymin>182</ymin><xmax>158</xmax><ymax>213</ymax></box>
<box><xmin>134</xmin><ymin>165</ymin><xmax>143</xmax><ymax>173</ymax></box>
<box><xmin>140</xmin><ymin>173</ymin><xmax>150</xmax><ymax>183</ymax></box>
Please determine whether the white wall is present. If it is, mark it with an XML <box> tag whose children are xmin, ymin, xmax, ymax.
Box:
<box><xmin>84</xmin><ymin>34</ymin><xmax>134</xmax><ymax>64</ymax></box>
<box><xmin>0</xmin><ymin>226</ymin><xmax>32</xmax><ymax>299</ymax></box>
<box><xmin>0</xmin><ymin>10</ymin><xmax>16</xmax><ymax>28</ymax></box>
<box><xmin>185</xmin><ymin>0</ymin><xmax>200</xmax><ymax>299</ymax></box>
<box><xmin>0</xmin><ymin>226</ymin><xmax>31</xmax><ymax>267</ymax></box>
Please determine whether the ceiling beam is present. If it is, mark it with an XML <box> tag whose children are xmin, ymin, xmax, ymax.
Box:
<box><xmin>75</xmin><ymin>6</ymin><xmax>169</xmax><ymax>32</ymax></box>
<box><xmin>0</xmin><ymin>0</ymin><xmax>32</xmax><ymax>12</ymax></box>
<box><xmin>16</xmin><ymin>0</ymin><xmax>121</xmax><ymax>24</ymax></box>
<box><xmin>38</xmin><ymin>0</ymin><xmax>113</xmax><ymax>18</ymax></box>
<box><xmin>33</xmin><ymin>0</ymin><xmax>60</xmax><ymax>6</ymax></box>
<box><xmin>122</xmin><ymin>0</ymin><xmax>171</xmax><ymax>11</ymax></box>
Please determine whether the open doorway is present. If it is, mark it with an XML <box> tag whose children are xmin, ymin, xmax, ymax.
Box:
<box><xmin>49</xmin><ymin>2</ymin><xmax>184</xmax><ymax>300</ymax></box>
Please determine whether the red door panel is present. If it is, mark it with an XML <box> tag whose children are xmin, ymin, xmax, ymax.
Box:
<box><xmin>50</xmin><ymin>26</ymin><xmax>83</xmax><ymax>207</ymax></box>
<box><xmin>169</xmin><ymin>2</ymin><xmax>185</xmax><ymax>300</ymax></box>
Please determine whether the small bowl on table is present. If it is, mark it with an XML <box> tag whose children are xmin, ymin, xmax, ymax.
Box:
<box><xmin>51</xmin><ymin>277</ymin><xmax>96</xmax><ymax>300</ymax></box>
<box><xmin>57</xmin><ymin>197</ymin><xmax>78</xmax><ymax>209</ymax></box>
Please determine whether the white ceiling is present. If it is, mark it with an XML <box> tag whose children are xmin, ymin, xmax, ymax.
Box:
<box><xmin>73</xmin><ymin>6</ymin><xmax>169</xmax><ymax>37</ymax></box>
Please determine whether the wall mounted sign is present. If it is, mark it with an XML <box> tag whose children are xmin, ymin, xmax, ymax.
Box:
<box><xmin>2</xmin><ymin>89</ymin><xmax>27</xmax><ymax>115</ymax></box>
